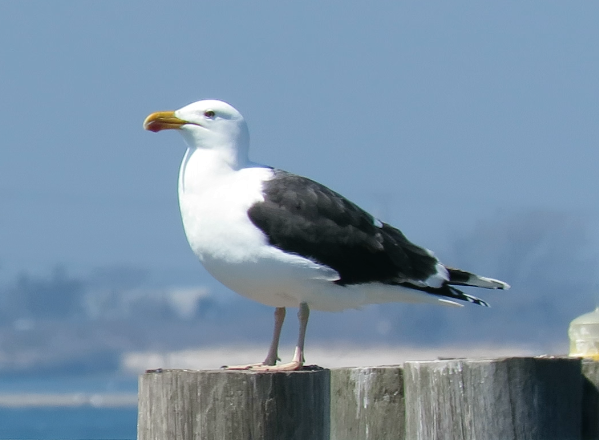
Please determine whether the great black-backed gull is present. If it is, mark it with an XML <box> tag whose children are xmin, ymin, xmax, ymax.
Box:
<box><xmin>143</xmin><ymin>99</ymin><xmax>509</xmax><ymax>371</ymax></box>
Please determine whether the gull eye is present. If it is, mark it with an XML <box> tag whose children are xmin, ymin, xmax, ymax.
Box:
<box><xmin>204</xmin><ymin>110</ymin><xmax>216</xmax><ymax>119</ymax></box>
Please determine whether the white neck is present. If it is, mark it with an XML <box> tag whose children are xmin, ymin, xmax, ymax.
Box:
<box><xmin>179</xmin><ymin>148</ymin><xmax>228</xmax><ymax>195</ymax></box>
<box><xmin>178</xmin><ymin>125</ymin><xmax>251</xmax><ymax>171</ymax></box>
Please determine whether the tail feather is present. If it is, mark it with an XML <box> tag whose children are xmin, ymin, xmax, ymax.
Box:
<box><xmin>403</xmin><ymin>282</ymin><xmax>491</xmax><ymax>307</ymax></box>
<box><xmin>400</xmin><ymin>266</ymin><xmax>508</xmax><ymax>308</ymax></box>
<box><xmin>437</xmin><ymin>285</ymin><xmax>490</xmax><ymax>307</ymax></box>
<box><xmin>447</xmin><ymin>268</ymin><xmax>510</xmax><ymax>290</ymax></box>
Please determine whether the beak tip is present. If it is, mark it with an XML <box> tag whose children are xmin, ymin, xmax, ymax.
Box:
<box><xmin>143</xmin><ymin>120</ymin><xmax>160</xmax><ymax>132</ymax></box>
<box><xmin>143</xmin><ymin>110</ymin><xmax>181</xmax><ymax>133</ymax></box>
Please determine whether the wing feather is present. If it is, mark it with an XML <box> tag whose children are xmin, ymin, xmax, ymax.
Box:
<box><xmin>247</xmin><ymin>170</ymin><xmax>441</xmax><ymax>286</ymax></box>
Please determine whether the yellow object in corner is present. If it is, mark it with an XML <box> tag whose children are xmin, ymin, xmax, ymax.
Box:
<box><xmin>569</xmin><ymin>307</ymin><xmax>599</xmax><ymax>360</ymax></box>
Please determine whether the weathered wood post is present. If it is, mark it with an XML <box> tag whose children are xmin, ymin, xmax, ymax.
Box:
<box><xmin>582</xmin><ymin>360</ymin><xmax>599</xmax><ymax>440</ymax></box>
<box><xmin>138</xmin><ymin>368</ymin><xmax>330</xmax><ymax>440</ymax></box>
<box><xmin>404</xmin><ymin>357</ymin><xmax>582</xmax><ymax>440</ymax></box>
<box><xmin>330</xmin><ymin>366</ymin><xmax>404</xmax><ymax>440</ymax></box>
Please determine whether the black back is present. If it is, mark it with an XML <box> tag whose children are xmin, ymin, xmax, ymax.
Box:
<box><xmin>247</xmin><ymin>170</ymin><xmax>439</xmax><ymax>286</ymax></box>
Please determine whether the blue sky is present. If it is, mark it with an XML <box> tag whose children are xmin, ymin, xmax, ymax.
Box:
<box><xmin>1</xmin><ymin>1</ymin><xmax>599</xmax><ymax>291</ymax></box>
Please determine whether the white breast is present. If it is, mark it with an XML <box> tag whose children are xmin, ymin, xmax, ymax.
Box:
<box><xmin>178</xmin><ymin>148</ymin><xmax>271</xmax><ymax>262</ymax></box>
<box><xmin>177</xmin><ymin>147</ymin><xmax>339</xmax><ymax>308</ymax></box>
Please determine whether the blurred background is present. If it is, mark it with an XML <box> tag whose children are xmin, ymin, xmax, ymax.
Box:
<box><xmin>1</xmin><ymin>1</ymin><xmax>599</xmax><ymax>438</ymax></box>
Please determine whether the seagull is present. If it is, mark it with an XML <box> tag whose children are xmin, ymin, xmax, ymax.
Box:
<box><xmin>143</xmin><ymin>99</ymin><xmax>509</xmax><ymax>371</ymax></box>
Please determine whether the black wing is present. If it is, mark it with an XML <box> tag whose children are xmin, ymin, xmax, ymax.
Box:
<box><xmin>247</xmin><ymin>170</ymin><xmax>440</xmax><ymax>286</ymax></box>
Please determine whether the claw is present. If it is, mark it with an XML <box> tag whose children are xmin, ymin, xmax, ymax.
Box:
<box><xmin>223</xmin><ymin>361</ymin><xmax>303</xmax><ymax>372</ymax></box>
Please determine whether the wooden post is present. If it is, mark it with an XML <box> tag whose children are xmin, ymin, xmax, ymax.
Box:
<box><xmin>582</xmin><ymin>360</ymin><xmax>599</xmax><ymax>440</ymax></box>
<box><xmin>403</xmin><ymin>357</ymin><xmax>582</xmax><ymax>440</ymax></box>
<box><xmin>137</xmin><ymin>368</ymin><xmax>330</xmax><ymax>440</ymax></box>
<box><xmin>330</xmin><ymin>366</ymin><xmax>404</xmax><ymax>440</ymax></box>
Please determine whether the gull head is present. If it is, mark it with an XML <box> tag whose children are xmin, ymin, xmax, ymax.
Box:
<box><xmin>143</xmin><ymin>100</ymin><xmax>250</xmax><ymax>155</ymax></box>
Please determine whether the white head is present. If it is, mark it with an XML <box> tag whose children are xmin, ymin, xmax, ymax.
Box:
<box><xmin>144</xmin><ymin>99</ymin><xmax>250</xmax><ymax>167</ymax></box>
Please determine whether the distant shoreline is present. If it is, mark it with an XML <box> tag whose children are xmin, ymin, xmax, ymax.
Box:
<box><xmin>0</xmin><ymin>344</ymin><xmax>546</xmax><ymax>408</ymax></box>
<box><xmin>0</xmin><ymin>393</ymin><xmax>137</xmax><ymax>408</ymax></box>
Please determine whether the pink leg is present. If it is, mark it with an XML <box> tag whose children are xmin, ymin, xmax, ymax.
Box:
<box><xmin>225</xmin><ymin>303</ymin><xmax>310</xmax><ymax>372</ymax></box>
<box><xmin>224</xmin><ymin>307</ymin><xmax>286</xmax><ymax>370</ymax></box>
<box><xmin>289</xmin><ymin>302</ymin><xmax>309</xmax><ymax>365</ymax></box>
<box><xmin>249</xmin><ymin>302</ymin><xmax>309</xmax><ymax>372</ymax></box>
<box><xmin>263</xmin><ymin>307</ymin><xmax>286</xmax><ymax>365</ymax></box>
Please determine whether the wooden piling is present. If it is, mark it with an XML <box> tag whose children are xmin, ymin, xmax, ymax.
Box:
<box><xmin>403</xmin><ymin>357</ymin><xmax>582</xmax><ymax>440</ymax></box>
<box><xmin>137</xmin><ymin>368</ymin><xmax>330</xmax><ymax>440</ymax></box>
<box><xmin>138</xmin><ymin>358</ymin><xmax>596</xmax><ymax>440</ymax></box>
<box><xmin>582</xmin><ymin>360</ymin><xmax>599</xmax><ymax>440</ymax></box>
<box><xmin>330</xmin><ymin>366</ymin><xmax>404</xmax><ymax>440</ymax></box>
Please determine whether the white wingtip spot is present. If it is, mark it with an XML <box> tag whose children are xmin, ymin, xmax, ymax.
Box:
<box><xmin>423</xmin><ymin>262</ymin><xmax>449</xmax><ymax>288</ymax></box>
<box><xmin>478</xmin><ymin>276</ymin><xmax>510</xmax><ymax>290</ymax></box>
<box><xmin>438</xmin><ymin>298</ymin><xmax>463</xmax><ymax>308</ymax></box>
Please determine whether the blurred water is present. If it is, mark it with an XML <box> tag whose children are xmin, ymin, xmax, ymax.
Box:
<box><xmin>0</xmin><ymin>375</ymin><xmax>137</xmax><ymax>440</ymax></box>
<box><xmin>0</xmin><ymin>407</ymin><xmax>137</xmax><ymax>439</ymax></box>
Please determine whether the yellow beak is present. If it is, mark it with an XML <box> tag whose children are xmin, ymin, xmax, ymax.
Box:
<box><xmin>143</xmin><ymin>111</ymin><xmax>188</xmax><ymax>132</ymax></box>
